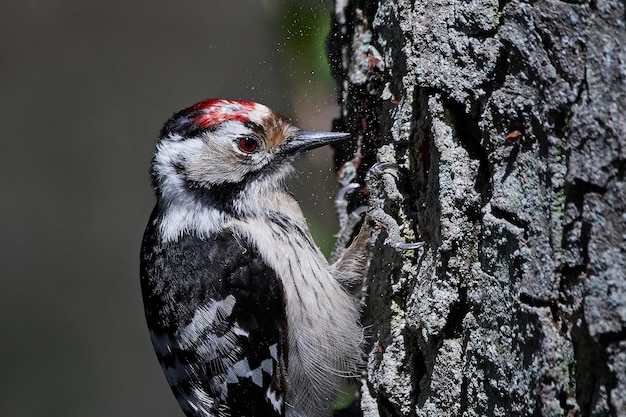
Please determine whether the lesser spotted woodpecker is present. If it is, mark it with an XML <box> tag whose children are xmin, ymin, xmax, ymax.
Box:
<box><xmin>140</xmin><ymin>99</ymin><xmax>369</xmax><ymax>417</ymax></box>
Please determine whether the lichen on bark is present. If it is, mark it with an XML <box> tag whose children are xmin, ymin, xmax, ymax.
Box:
<box><xmin>327</xmin><ymin>0</ymin><xmax>626</xmax><ymax>415</ymax></box>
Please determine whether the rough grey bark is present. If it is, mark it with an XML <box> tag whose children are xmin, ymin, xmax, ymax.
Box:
<box><xmin>327</xmin><ymin>0</ymin><xmax>626</xmax><ymax>416</ymax></box>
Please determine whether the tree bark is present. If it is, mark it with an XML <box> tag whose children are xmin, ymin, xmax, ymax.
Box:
<box><xmin>327</xmin><ymin>0</ymin><xmax>626</xmax><ymax>415</ymax></box>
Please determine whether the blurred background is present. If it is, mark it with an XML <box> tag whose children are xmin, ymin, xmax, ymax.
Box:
<box><xmin>0</xmin><ymin>1</ymin><xmax>342</xmax><ymax>416</ymax></box>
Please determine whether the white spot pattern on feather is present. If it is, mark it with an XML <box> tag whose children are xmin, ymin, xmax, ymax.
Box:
<box><xmin>267</xmin><ymin>387</ymin><xmax>283</xmax><ymax>414</ymax></box>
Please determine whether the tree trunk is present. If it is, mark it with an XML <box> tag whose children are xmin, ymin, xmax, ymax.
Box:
<box><xmin>326</xmin><ymin>0</ymin><xmax>626</xmax><ymax>415</ymax></box>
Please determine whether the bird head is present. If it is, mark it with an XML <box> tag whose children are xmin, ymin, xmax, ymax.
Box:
<box><xmin>151</xmin><ymin>99</ymin><xmax>348</xmax><ymax>206</ymax></box>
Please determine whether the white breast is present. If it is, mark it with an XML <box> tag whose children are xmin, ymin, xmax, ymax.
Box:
<box><xmin>233</xmin><ymin>216</ymin><xmax>362</xmax><ymax>417</ymax></box>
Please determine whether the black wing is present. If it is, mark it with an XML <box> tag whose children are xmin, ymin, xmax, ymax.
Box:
<box><xmin>140</xmin><ymin>208</ymin><xmax>288</xmax><ymax>417</ymax></box>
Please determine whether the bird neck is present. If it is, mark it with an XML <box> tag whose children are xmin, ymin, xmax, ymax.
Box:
<box><xmin>156</xmin><ymin>168</ymin><xmax>304</xmax><ymax>242</ymax></box>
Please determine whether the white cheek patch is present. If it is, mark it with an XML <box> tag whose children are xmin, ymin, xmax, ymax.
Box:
<box><xmin>161</xmin><ymin>129</ymin><xmax>274</xmax><ymax>188</ymax></box>
<box><xmin>186</xmin><ymin>135</ymin><xmax>248</xmax><ymax>185</ymax></box>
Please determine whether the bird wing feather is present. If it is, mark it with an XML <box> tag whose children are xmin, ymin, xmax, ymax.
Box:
<box><xmin>141</xmin><ymin>208</ymin><xmax>288</xmax><ymax>417</ymax></box>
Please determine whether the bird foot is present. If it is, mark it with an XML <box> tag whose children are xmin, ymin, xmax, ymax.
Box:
<box><xmin>366</xmin><ymin>162</ymin><xmax>424</xmax><ymax>252</ymax></box>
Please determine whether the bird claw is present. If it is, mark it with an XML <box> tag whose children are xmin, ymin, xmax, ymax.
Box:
<box><xmin>366</xmin><ymin>161</ymin><xmax>424</xmax><ymax>252</ymax></box>
<box><xmin>368</xmin><ymin>207</ymin><xmax>423</xmax><ymax>252</ymax></box>
<box><xmin>333</xmin><ymin>161</ymin><xmax>423</xmax><ymax>257</ymax></box>
<box><xmin>393</xmin><ymin>241</ymin><xmax>425</xmax><ymax>250</ymax></box>
<box><xmin>335</xmin><ymin>183</ymin><xmax>366</xmax><ymax>230</ymax></box>
<box><xmin>335</xmin><ymin>182</ymin><xmax>361</xmax><ymax>203</ymax></box>
<box><xmin>350</xmin><ymin>205</ymin><xmax>368</xmax><ymax>218</ymax></box>
<box><xmin>366</xmin><ymin>162</ymin><xmax>401</xmax><ymax>177</ymax></box>
<box><xmin>332</xmin><ymin>183</ymin><xmax>368</xmax><ymax>262</ymax></box>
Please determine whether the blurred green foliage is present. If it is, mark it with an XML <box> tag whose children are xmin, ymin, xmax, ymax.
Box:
<box><xmin>279</xmin><ymin>1</ymin><xmax>335</xmax><ymax>89</ymax></box>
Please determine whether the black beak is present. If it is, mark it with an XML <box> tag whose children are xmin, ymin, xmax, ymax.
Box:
<box><xmin>282</xmin><ymin>131</ymin><xmax>350</xmax><ymax>156</ymax></box>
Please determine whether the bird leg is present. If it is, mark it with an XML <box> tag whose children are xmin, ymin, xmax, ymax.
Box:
<box><xmin>331</xmin><ymin>161</ymin><xmax>423</xmax><ymax>297</ymax></box>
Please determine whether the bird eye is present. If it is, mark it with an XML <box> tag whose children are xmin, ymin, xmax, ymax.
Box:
<box><xmin>238</xmin><ymin>137</ymin><xmax>258</xmax><ymax>153</ymax></box>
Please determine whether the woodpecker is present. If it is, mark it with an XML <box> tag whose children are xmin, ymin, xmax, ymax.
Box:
<box><xmin>140</xmin><ymin>99</ymin><xmax>370</xmax><ymax>417</ymax></box>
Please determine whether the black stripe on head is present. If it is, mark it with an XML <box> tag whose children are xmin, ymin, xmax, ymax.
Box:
<box><xmin>160</xmin><ymin>109</ymin><xmax>218</xmax><ymax>139</ymax></box>
<box><xmin>244</xmin><ymin>121</ymin><xmax>264</xmax><ymax>135</ymax></box>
